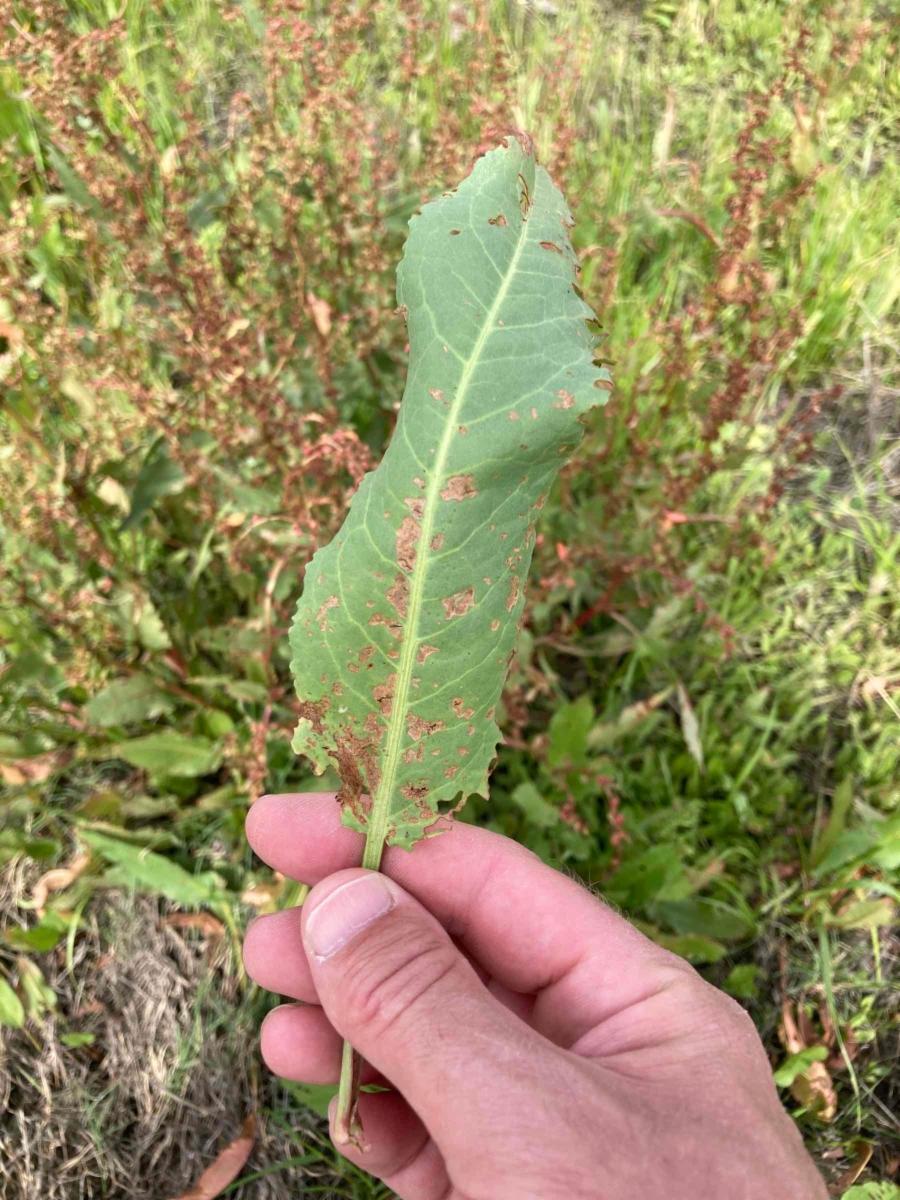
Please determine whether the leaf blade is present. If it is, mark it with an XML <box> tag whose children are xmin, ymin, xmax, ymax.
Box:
<box><xmin>290</xmin><ymin>139</ymin><xmax>609</xmax><ymax>855</ymax></box>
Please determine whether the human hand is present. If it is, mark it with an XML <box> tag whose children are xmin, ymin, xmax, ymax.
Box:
<box><xmin>243</xmin><ymin>792</ymin><xmax>827</xmax><ymax>1200</ymax></box>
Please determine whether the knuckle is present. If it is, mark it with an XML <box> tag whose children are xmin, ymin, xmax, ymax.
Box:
<box><xmin>337</xmin><ymin>915</ymin><xmax>459</xmax><ymax>1042</ymax></box>
<box><xmin>692</xmin><ymin>977</ymin><xmax>767</xmax><ymax>1058</ymax></box>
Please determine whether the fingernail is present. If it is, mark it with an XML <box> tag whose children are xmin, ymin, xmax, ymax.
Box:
<box><xmin>304</xmin><ymin>874</ymin><xmax>395</xmax><ymax>959</ymax></box>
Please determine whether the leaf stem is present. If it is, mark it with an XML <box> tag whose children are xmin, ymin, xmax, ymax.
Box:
<box><xmin>334</xmin><ymin>1038</ymin><xmax>365</xmax><ymax>1147</ymax></box>
<box><xmin>334</xmin><ymin>820</ymin><xmax>386</xmax><ymax>1144</ymax></box>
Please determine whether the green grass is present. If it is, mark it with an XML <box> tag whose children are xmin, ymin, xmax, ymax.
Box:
<box><xmin>1</xmin><ymin>0</ymin><xmax>899</xmax><ymax>1196</ymax></box>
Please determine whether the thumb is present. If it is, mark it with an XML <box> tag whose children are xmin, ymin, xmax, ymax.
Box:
<box><xmin>301</xmin><ymin>867</ymin><xmax>545</xmax><ymax>1140</ymax></box>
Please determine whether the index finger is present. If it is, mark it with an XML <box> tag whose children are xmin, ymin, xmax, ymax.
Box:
<box><xmin>246</xmin><ymin>792</ymin><xmax>684</xmax><ymax>1049</ymax></box>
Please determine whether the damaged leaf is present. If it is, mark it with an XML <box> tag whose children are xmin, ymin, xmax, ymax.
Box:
<box><xmin>290</xmin><ymin>136</ymin><xmax>609</xmax><ymax>861</ymax></box>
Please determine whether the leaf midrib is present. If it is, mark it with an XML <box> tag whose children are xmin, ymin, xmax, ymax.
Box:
<box><xmin>361</xmin><ymin>205</ymin><xmax>532</xmax><ymax>868</ymax></box>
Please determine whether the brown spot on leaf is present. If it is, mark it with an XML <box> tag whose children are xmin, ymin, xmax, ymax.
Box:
<box><xmin>373</xmin><ymin>673</ymin><xmax>397</xmax><ymax>717</ymax></box>
<box><xmin>387</xmin><ymin>572</ymin><xmax>410</xmax><ymax>617</ymax></box>
<box><xmin>486</xmin><ymin>707</ymin><xmax>495</xmax><ymax>720</ymax></box>
<box><xmin>332</xmin><ymin>720</ymin><xmax>383</xmax><ymax>822</ymax></box>
<box><xmin>442</xmin><ymin>587</ymin><xmax>476</xmax><ymax>619</ymax></box>
<box><xmin>404</xmin><ymin>496</ymin><xmax>425</xmax><ymax>519</ymax></box>
<box><xmin>296</xmin><ymin>698</ymin><xmax>329</xmax><ymax>737</ymax></box>
<box><xmin>440</xmin><ymin>474</ymin><xmax>478</xmax><ymax>502</ymax></box>
<box><xmin>468</xmin><ymin>724</ymin><xmax>476</xmax><ymax>736</ymax></box>
<box><xmin>401</xmin><ymin>784</ymin><xmax>428</xmax><ymax>800</ymax></box>
<box><xmin>452</xmin><ymin>697</ymin><xmax>476</xmax><ymax>719</ymax></box>
<box><xmin>506</xmin><ymin>575</ymin><xmax>520</xmax><ymax>612</ymax></box>
<box><xmin>407</xmin><ymin>713</ymin><xmax>446</xmax><ymax>741</ymax></box>
<box><xmin>530</xmin><ymin>407</ymin><xmax>539</xmax><ymax>420</ymax></box>
<box><xmin>508</xmin><ymin>410</ymin><xmax>520</xmax><ymax>421</ymax></box>
<box><xmin>403</xmin><ymin>743</ymin><xmax>424</xmax><ymax>764</ymax></box>
<box><xmin>417</xmin><ymin>644</ymin><xmax>440</xmax><ymax>663</ymax></box>
<box><xmin>458</xmin><ymin>746</ymin><xmax>469</xmax><ymax>756</ymax></box>
<box><xmin>594</xmin><ymin>378</ymin><xmax>613</xmax><ymax>391</ymax></box>
<box><xmin>430</xmin><ymin>533</ymin><xmax>445</xmax><ymax>551</ymax></box>
<box><xmin>369</xmin><ymin>613</ymin><xmax>403</xmax><ymax>639</ymax></box>
<box><xmin>540</xmin><ymin>241</ymin><xmax>563</xmax><ymax>254</ymax></box>
<box><xmin>553</xmin><ymin>389</ymin><xmax>575</xmax><ymax>409</ymax></box>
<box><xmin>429</xmin><ymin>387</ymin><xmax>444</xmax><ymax>401</ymax></box>
<box><xmin>413</xmin><ymin>476</ymin><xmax>426</xmax><ymax>488</ymax></box>
<box><xmin>348</xmin><ymin>663</ymin><xmax>360</xmax><ymax>673</ymax></box>
<box><xmin>332</xmin><ymin>682</ymin><xmax>343</xmax><ymax>696</ymax></box>
<box><xmin>449</xmin><ymin>228</ymin><xmax>461</xmax><ymax>235</ymax></box>
<box><xmin>488</xmin><ymin>213</ymin><xmax>508</xmax><ymax>226</ymax></box>
<box><xmin>458</xmin><ymin>425</ymin><xmax>468</xmax><ymax>435</ymax></box>
<box><xmin>444</xmin><ymin>766</ymin><xmax>458</xmax><ymax>779</ymax></box>
<box><xmin>358</xmin><ymin>644</ymin><xmax>376</xmax><ymax>663</ymax></box>
<box><xmin>315</xmin><ymin>596</ymin><xmax>340</xmax><ymax>630</ymax></box>
<box><xmin>490</xmin><ymin>619</ymin><xmax>500</xmax><ymax>632</ymax></box>
<box><xmin>396</xmin><ymin>516</ymin><xmax>421</xmax><ymax>572</ymax></box>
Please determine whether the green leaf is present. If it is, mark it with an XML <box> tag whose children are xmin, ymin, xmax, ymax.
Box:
<box><xmin>46</xmin><ymin>144</ymin><xmax>103</xmax><ymax>216</ymax></box>
<box><xmin>224</xmin><ymin>679</ymin><xmax>269</xmax><ymax>704</ymax></box>
<box><xmin>606</xmin><ymin>845</ymin><xmax>686</xmax><ymax>908</ymax></box>
<box><xmin>547</xmin><ymin>695</ymin><xmax>595</xmax><ymax>768</ymax></box>
<box><xmin>60</xmin><ymin>1032</ymin><xmax>96</xmax><ymax>1048</ymax></box>
<box><xmin>108</xmin><ymin>732</ymin><xmax>221</xmax><ymax>778</ymax></box>
<box><xmin>0</xmin><ymin>976</ymin><xmax>24</xmax><ymax>1028</ymax></box>
<box><xmin>773</xmin><ymin>1045</ymin><xmax>829</xmax><ymax>1088</ymax></box>
<box><xmin>825</xmin><ymin>897</ymin><xmax>895</xmax><ymax>930</ymax></box>
<box><xmin>17</xmin><ymin>958</ymin><xmax>56</xmax><ymax>1021</ymax></box>
<box><xmin>723</xmin><ymin>964</ymin><xmax>761</xmax><ymax>1000</ymax></box>
<box><xmin>80</xmin><ymin>830</ymin><xmax>226</xmax><ymax>906</ymax></box>
<box><xmin>0</xmin><ymin>831</ymin><xmax>61</xmax><ymax>865</ymax></box>
<box><xmin>511</xmin><ymin>782</ymin><xmax>559</xmax><ymax>828</ymax></box>
<box><xmin>289</xmin><ymin>138</ymin><xmax>609</xmax><ymax>858</ymax></box>
<box><xmin>85</xmin><ymin>674</ymin><xmax>176</xmax><ymax>726</ymax></box>
<box><xmin>645</xmin><ymin>929</ymin><xmax>729</xmax><ymax>964</ymax></box>
<box><xmin>813</xmin><ymin>827</ymin><xmax>881</xmax><ymax>876</ymax></box>
<box><xmin>121</xmin><ymin>437</ymin><xmax>186</xmax><ymax>531</ymax></box>
<box><xmin>652</xmin><ymin>897</ymin><xmax>755</xmax><ymax>941</ymax></box>
<box><xmin>5</xmin><ymin>911</ymin><xmax>69</xmax><ymax>953</ymax></box>
<box><xmin>811</xmin><ymin>776</ymin><xmax>853</xmax><ymax>866</ymax></box>
<box><xmin>282</xmin><ymin>1080</ymin><xmax>336</xmax><ymax>1119</ymax></box>
<box><xmin>843</xmin><ymin>1185</ymin><xmax>900</xmax><ymax>1200</ymax></box>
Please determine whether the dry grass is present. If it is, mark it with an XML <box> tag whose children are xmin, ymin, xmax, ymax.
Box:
<box><xmin>0</xmin><ymin>866</ymin><xmax>342</xmax><ymax>1200</ymax></box>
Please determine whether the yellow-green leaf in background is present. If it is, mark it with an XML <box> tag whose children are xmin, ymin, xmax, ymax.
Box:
<box><xmin>107</xmin><ymin>732</ymin><xmax>221</xmax><ymax>778</ymax></box>
<box><xmin>86</xmin><ymin>674</ymin><xmax>176</xmax><ymax>726</ymax></box>
<box><xmin>0</xmin><ymin>975</ymin><xmax>24</xmax><ymax>1028</ymax></box>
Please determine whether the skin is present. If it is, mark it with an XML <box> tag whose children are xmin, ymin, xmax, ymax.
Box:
<box><xmin>243</xmin><ymin>792</ymin><xmax>829</xmax><ymax>1200</ymax></box>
